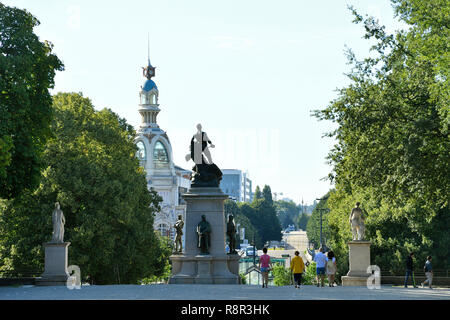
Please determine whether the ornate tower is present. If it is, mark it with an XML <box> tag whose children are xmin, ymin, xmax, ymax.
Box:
<box><xmin>134</xmin><ymin>50</ymin><xmax>190</xmax><ymax>242</ymax></box>
<box><xmin>139</xmin><ymin>58</ymin><xmax>160</xmax><ymax>128</ymax></box>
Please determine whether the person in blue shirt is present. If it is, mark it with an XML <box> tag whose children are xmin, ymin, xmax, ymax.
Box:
<box><xmin>421</xmin><ymin>256</ymin><xmax>433</xmax><ymax>289</ymax></box>
<box><xmin>313</xmin><ymin>247</ymin><xmax>328</xmax><ymax>287</ymax></box>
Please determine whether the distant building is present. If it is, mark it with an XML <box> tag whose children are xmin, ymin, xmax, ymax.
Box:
<box><xmin>220</xmin><ymin>169</ymin><xmax>253</xmax><ymax>202</ymax></box>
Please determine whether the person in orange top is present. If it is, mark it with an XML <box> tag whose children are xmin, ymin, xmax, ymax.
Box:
<box><xmin>290</xmin><ymin>251</ymin><xmax>305</xmax><ymax>289</ymax></box>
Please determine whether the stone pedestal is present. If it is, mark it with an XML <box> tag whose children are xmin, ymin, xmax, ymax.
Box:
<box><xmin>341</xmin><ymin>240</ymin><xmax>371</xmax><ymax>286</ymax></box>
<box><xmin>169</xmin><ymin>188</ymin><xmax>239</xmax><ymax>284</ymax></box>
<box><xmin>36</xmin><ymin>242</ymin><xmax>70</xmax><ymax>286</ymax></box>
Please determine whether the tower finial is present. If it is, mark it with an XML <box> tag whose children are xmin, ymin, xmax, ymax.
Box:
<box><xmin>142</xmin><ymin>34</ymin><xmax>155</xmax><ymax>79</ymax></box>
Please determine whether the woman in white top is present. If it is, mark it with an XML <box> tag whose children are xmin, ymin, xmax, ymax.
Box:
<box><xmin>326</xmin><ymin>250</ymin><xmax>337</xmax><ymax>287</ymax></box>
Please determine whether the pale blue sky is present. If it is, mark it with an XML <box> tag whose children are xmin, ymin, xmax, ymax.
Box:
<box><xmin>6</xmin><ymin>0</ymin><xmax>406</xmax><ymax>205</ymax></box>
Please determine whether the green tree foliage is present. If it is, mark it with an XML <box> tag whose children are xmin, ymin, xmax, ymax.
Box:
<box><xmin>224</xmin><ymin>199</ymin><xmax>260</xmax><ymax>247</ymax></box>
<box><xmin>0</xmin><ymin>92</ymin><xmax>170</xmax><ymax>284</ymax></box>
<box><xmin>247</xmin><ymin>199</ymin><xmax>282</xmax><ymax>245</ymax></box>
<box><xmin>272</xmin><ymin>263</ymin><xmax>291</xmax><ymax>286</ymax></box>
<box><xmin>224</xmin><ymin>197</ymin><xmax>282</xmax><ymax>248</ymax></box>
<box><xmin>253</xmin><ymin>186</ymin><xmax>262</xmax><ymax>201</ymax></box>
<box><xmin>0</xmin><ymin>3</ymin><xmax>64</xmax><ymax>198</ymax></box>
<box><xmin>262</xmin><ymin>185</ymin><xmax>273</xmax><ymax>205</ymax></box>
<box><xmin>274</xmin><ymin>200</ymin><xmax>299</xmax><ymax>229</ymax></box>
<box><xmin>314</xmin><ymin>0</ymin><xmax>450</xmax><ymax>273</ymax></box>
<box><xmin>296</xmin><ymin>212</ymin><xmax>310</xmax><ymax>231</ymax></box>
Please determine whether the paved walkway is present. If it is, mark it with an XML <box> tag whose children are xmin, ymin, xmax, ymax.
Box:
<box><xmin>1</xmin><ymin>284</ymin><xmax>449</xmax><ymax>300</ymax></box>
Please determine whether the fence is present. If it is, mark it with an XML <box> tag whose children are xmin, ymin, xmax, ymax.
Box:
<box><xmin>0</xmin><ymin>268</ymin><xmax>42</xmax><ymax>286</ymax></box>
<box><xmin>380</xmin><ymin>269</ymin><xmax>450</xmax><ymax>286</ymax></box>
<box><xmin>239</xmin><ymin>257</ymin><xmax>288</xmax><ymax>285</ymax></box>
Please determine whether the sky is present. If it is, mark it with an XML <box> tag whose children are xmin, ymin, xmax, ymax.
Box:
<box><xmin>5</xmin><ymin>0</ymin><xmax>407</xmax><ymax>205</ymax></box>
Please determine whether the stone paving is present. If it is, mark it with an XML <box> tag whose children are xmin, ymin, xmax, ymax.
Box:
<box><xmin>0</xmin><ymin>284</ymin><xmax>449</xmax><ymax>300</ymax></box>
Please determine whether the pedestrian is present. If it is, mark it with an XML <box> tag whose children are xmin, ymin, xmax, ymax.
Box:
<box><xmin>421</xmin><ymin>256</ymin><xmax>433</xmax><ymax>289</ymax></box>
<box><xmin>326</xmin><ymin>250</ymin><xmax>337</xmax><ymax>287</ymax></box>
<box><xmin>290</xmin><ymin>251</ymin><xmax>305</xmax><ymax>289</ymax></box>
<box><xmin>259</xmin><ymin>247</ymin><xmax>272</xmax><ymax>288</ymax></box>
<box><xmin>313</xmin><ymin>247</ymin><xmax>327</xmax><ymax>287</ymax></box>
<box><xmin>404</xmin><ymin>252</ymin><xmax>418</xmax><ymax>288</ymax></box>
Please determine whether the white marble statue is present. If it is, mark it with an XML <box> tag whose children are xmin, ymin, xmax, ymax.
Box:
<box><xmin>349</xmin><ymin>202</ymin><xmax>365</xmax><ymax>241</ymax></box>
<box><xmin>51</xmin><ymin>202</ymin><xmax>65</xmax><ymax>243</ymax></box>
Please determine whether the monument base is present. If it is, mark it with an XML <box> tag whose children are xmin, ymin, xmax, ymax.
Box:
<box><xmin>169</xmin><ymin>254</ymin><xmax>239</xmax><ymax>284</ymax></box>
<box><xmin>168</xmin><ymin>187</ymin><xmax>239</xmax><ymax>285</ymax></box>
<box><xmin>341</xmin><ymin>275</ymin><xmax>370</xmax><ymax>286</ymax></box>
<box><xmin>341</xmin><ymin>240</ymin><xmax>371</xmax><ymax>287</ymax></box>
<box><xmin>36</xmin><ymin>242</ymin><xmax>70</xmax><ymax>286</ymax></box>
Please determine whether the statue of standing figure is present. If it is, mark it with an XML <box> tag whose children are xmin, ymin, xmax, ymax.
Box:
<box><xmin>349</xmin><ymin>202</ymin><xmax>365</xmax><ymax>241</ymax></box>
<box><xmin>185</xmin><ymin>124</ymin><xmax>222</xmax><ymax>188</ymax></box>
<box><xmin>51</xmin><ymin>202</ymin><xmax>65</xmax><ymax>243</ymax></box>
<box><xmin>174</xmin><ymin>214</ymin><xmax>184</xmax><ymax>253</ymax></box>
<box><xmin>197</xmin><ymin>215</ymin><xmax>211</xmax><ymax>255</ymax></box>
<box><xmin>226</xmin><ymin>214</ymin><xmax>237</xmax><ymax>254</ymax></box>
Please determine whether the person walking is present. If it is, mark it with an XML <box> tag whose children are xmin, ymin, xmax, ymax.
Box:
<box><xmin>259</xmin><ymin>247</ymin><xmax>272</xmax><ymax>288</ymax></box>
<box><xmin>313</xmin><ymin>247</ymin><xmax>327</xmax><ymax>287</ymax></box>
<box><xmin>326</xmin><ymin>250</ymin><xmax>337</xmax><ymax>287</ymax></box>
<box><xmin>290</xmin><ymin>251</ymin><xmax>305</xmax><ymax>289</ymax></box>
<box><xmin>421</xmin><ymin>256</ymin><xmax>433</xmax><ymax>289</ymax></box>
<box><xmin>404</xmin><ymin>252</ymin><xmax>418</xmax><ymax>288</ymax></box>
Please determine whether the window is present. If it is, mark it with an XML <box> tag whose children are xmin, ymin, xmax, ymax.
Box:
<box><xmin>158</xmin><ymin>224</ymin><xmax>175</xmax><ymax>239</ymax></box>
<box><xmin>136</xmin><ymin>141</ymin><xmax>146</xmax><ymax>160</ymax></box>
<box><xmin>153</xmin><ymin>141</ymin><xmax>169</xmax><ymax>167</ymax></box>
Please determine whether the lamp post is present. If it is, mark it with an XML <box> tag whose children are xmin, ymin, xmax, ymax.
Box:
<box><xmin>315</xmin><ymin>197</ymin><xmax>329</xmax><ymax>250</ymax></box>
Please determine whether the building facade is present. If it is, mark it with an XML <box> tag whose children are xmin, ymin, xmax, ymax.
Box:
<box><xmin>220</xmin><ymin>169</ymin><xmax>253</xmax><ymax>202</ymax></box>
<box><xmin>134</xmin><ymin>56</ymin><xmax>191</xmax><ymax>240</ymax></box>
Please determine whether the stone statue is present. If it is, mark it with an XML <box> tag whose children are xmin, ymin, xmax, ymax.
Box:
<box><xmin>51</xmin><ymin>202</ymin><xmax>65</xmax><ymax>243</ymax></box>
<box><xmin>197</xmin><ymin>215</ymin><xmax>211</xmax><ymax>255</ymax></box>
<box><xmin>226</xmin><ymin>214</ymin><xmax>237</xmax><ymax>254</ymax></box>
<box><xmin>174</xmin><ymin>214</ymin><xmax>184</xmax><ymax>253</ymax></box>
<box><xmin>349</xmin><ymin>202</ymin><xmax>365</xmax><ymax>241</ymax></box>
<box><xmin>185</xmin><ymin>124</ymin><xmax>222</xmax><ymax>187</ymax></box>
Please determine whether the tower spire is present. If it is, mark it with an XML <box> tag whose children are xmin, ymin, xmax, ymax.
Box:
<box><xmin>147</xmin><ymin>32</ymin><xmax>151</xmax><ymax>66</ymax></box>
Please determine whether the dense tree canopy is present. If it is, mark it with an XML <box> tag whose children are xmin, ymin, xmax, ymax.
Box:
<box><xmin>274</xmin><ymin>200</ymin><xmax>299</xmax><ymax>229</ymax></box>
<box><xmin>0</xmin><ymin>93</ymin><xmax>169</xmax><ymax>284</ymax></box>
<box><xmin>314</xmin><ymin>0</ymin><xmax>449</xmax><ymax>274</ymax></box>
<box><xmin>0</xmin><ymin>3</ymin><xmax>63</xmax><ymax>198</ymax></box>
<box><xmin>253</xmin><ymin>186</ymin><xmax>262</xmax><ymax>201</ymax></box>
<box><xmin>224</xmin><ymin>199</ymin><xmax>260</xmax><ymax>247</ymax></box>
<box><xmin>262</xmin><ymin>185</ymin><xmax>273</xmax><ymax>205</ymax></box>
<box><xmin>225</xmin><ymin>185</ymin><xmax>283</xmax><ymax>249</ymax></box>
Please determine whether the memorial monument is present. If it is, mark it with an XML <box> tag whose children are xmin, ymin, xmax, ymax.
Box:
<box><xmin>341</xmin><ymin>202</ymin><xmax>372</xmax><ymax>286</ymax></box>
<box><xmin>169</xmin><ymin>125</ymin><xmax>239</xmax><ymax>284</ymax></box>
<box><xmin>36</xmin><ymin>202</ymin><xmax>71</xmax><ymax>286</ymax></box>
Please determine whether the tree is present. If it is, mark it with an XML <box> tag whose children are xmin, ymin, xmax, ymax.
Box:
<box><xmin>253</xmin><ymin>186</ymin><xmax>262</xmax><ymax>201</ymax></box>
<box><xmin>313</xmin><ymin>0</ymin><xmax>450</xmax><ymax>273</ymax></box>
<box><xmin>0</xmin><ymin>3</ymin><xmax>64</xmax><ymax>199</ymax></box>
<box><xmin>0</xmin><ymin>92</ymin><xmax>168</xmax><ymax>284</ymax></box>
<box><xmin>224</xmin><ymin>199</ymin><xmax>261</xmax><ymax>247</ymax></box>
<box><xmin>262</xmin><ymin>185</ymin><xmax>273</xmax><ymax>205</ymax></box>
<box><xmin>251</xmin><ymin>199</ymin><xmax>282</xmax><ymax>244</ymax></box>
<box><xmin>274</xmin><ymin>200</ymin><xmax>299</xmax><ymax>229</ymax></box>
<box><xmin>296</xmin><ymin>212</ymin><xmax>309</xmax><ymax>231</ymax></box>
<box><xmin>235</xmin><ymin>202</ymin><xmax>263</xmax><ymax>248</ymax></box>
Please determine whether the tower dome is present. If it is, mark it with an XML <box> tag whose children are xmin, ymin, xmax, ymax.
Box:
<box><xmin>142</xmin><ymin>79</ymin><xmax>158</xmax><ymax>92</ymax></box>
